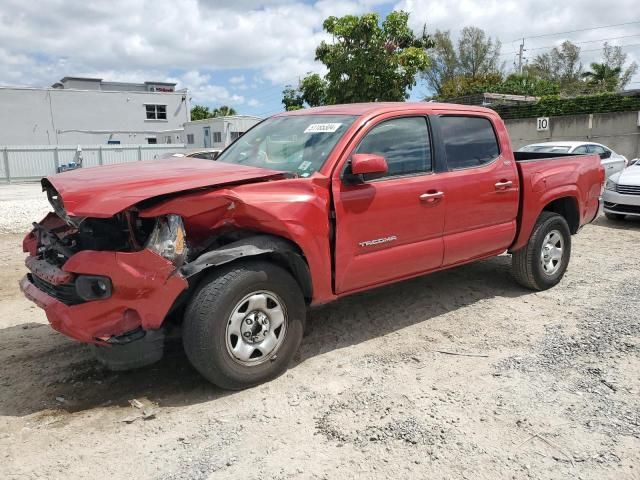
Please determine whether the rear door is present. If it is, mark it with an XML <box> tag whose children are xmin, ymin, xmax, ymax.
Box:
<box><xmin>434</xmin><ymin>115</ymin><xmax>519</xmax><ymax>266</ymax></box>
<box><xmin>332</xmin><ymin>116</ymin><xmax>445</xmax><ymax>294</ymax></box>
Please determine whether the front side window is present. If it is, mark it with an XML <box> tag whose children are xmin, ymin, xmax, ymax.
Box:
<box><xmin>217</xmin><ymin>114</ymin><xmax>356</xmax><ymax>176</ymax></box>
<box><xmin>146</xmin><ymin>104</ymin><xmax>167</xmax><ymax>120</ymax></box>
<box><xmin>440</xmin><ymin>116</ymin><xmax>500</xmax><ymax>169</ymax></box>
<box><xmin>354</xmin><ymin>117</ymin><xmax>431</xmax><ymax>178</ymax></box>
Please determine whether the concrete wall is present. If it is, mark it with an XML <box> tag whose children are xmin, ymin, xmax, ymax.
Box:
<box><xmin>184</xmin><ymin>116</ymin><xmax>262</xmax><ymax>149</ymax></box>
<box><xmin>0</xmin><ymin>86</ymin><xmax>190</xmax><ymax>146</ymax></box>
<box><xmin>505</xmin><ymin>111</ymin><xmax>640</xmax><ymax>160</ymax></box>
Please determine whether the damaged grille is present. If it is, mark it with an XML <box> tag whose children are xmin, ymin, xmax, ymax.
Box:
<box><xmin>28</xmin><ymin>273</ymin><xmax>84</xmax><ymax>306</ymax></box>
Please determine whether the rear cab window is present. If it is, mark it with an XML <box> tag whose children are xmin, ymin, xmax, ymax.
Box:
<box><xmin>440</xmin><ymin>116</ymin><xmax>500</xmax><ymax>170</ymax></box>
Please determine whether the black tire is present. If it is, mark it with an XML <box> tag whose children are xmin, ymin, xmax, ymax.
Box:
<box><xmin>511</xmin><ymin>212</ymin><xmax>571</xmax><ymax>291</ymax></box>
<box><xmin>183</xmin><ymin>260</ymin><xmax>305</xmax><ymax>390</ymax></box>
<box><xmin>604</xmin><ymin>212</ymin><xmax>626</xmax><ymax>221</ymax></box>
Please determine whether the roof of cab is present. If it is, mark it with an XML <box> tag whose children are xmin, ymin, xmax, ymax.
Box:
<box><xmin>276</xmin><ymin>102</ymin><xmax>496</xmax><ymax>117</ymax></box>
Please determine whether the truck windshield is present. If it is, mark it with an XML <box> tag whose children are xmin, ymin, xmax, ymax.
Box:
<box><xmin>216</xmin><ymin>114</ymin><xmax>356</xmax><ymax>176</ymax></box>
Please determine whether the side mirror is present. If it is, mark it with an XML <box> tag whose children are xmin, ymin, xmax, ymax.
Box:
<box><xmin>599</xmin><ymin>151</ymin><xmax>612</xmax><ymax>159</ymax></box>
<box><xmin>351</xmin><ymin>153</ymin><xmax>388</xmax><ymax>176</ymax></box>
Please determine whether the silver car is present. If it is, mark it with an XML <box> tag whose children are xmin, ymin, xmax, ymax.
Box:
<box><xmin>603</xmin><ymin>162</ymin><xmax>640</xmax><ymax>220</ymax></box>
<box><xmin>519</xmin><ymin>141</ymin><xmax>627</xmax><ymax>178</ymax></box>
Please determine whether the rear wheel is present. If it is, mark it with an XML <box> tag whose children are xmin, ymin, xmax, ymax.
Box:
<box><xmin>511</xmin><ymin>212</ymin><xmax>571</xmax><ymax>291</ymax></box>
<box><xmin>604</xmin><ymin>212</ymin><xmax>626</xmax><ymax>221</ymax></box>
<box><xmin>183</xmin><ymin>260</ymin><xmax>305</xmax><ymax>390</ymax></box>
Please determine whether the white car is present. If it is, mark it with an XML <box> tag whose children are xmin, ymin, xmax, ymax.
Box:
<box><xmin>518</xmin><ymin>141</ymin><xmax>627</xmax><ymax>178</ymax></box>
<box><xmin>603</xmin><ymin>162</ymin><xmax>640</xmax><ymax>220</ymax></box>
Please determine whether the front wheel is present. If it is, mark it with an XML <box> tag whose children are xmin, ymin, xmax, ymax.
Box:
<box><xmin>511</xmin><ymin>212</ymin><xmax>571</xmax><ymax>291</ymax></box>
<box><xmin>183</xmin><ymin>261</ymin><xmax>306</xmax><ymax>390</ymax></box>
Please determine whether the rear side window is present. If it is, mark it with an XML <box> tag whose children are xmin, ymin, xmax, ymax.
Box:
<box><xmin>572</xmin><ymin>145</ymin><xmax>588</xmax><ymax>154</ymax></box>
<box><xmin>440</xmin><ymin>116</ymin><xmax>500</xmax><ymax>169</ymax></box>
<box><xmin>355</xmin><ymin>116</ymin><xmax>431</xmax><ymax>178</ymax></box>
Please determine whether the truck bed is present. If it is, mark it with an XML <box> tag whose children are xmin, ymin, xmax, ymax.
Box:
<box><xmin>510</xmin><ymin>152</ymin><xmax>603</xmax><ymax>252</ymax></box>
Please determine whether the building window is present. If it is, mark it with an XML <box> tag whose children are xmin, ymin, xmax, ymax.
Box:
<box><xmin>187</xmin><ymin>134</ymin><xmax>195</xmax><ymax>144</ymax></box>
<box><xmin>107</xmin><ymin>140</ymin><xmax>121</xmax><ymax>145</ymax></box>
<box><xmin>165</xmin><ymin>135</ymin><xmax>172</xmax><ymax>144</ymax></box>
<box><xmin>147</xmin><ymin>138</ymin><xmax>157</xmax><ymax>144</ymax></box>
<box><xmin>213</xmin><ymin>132</ymin><xmax>222</xmax><ymax>143</ymax></box>
<box><xmin>230</xmin><ymin>131</ymin><xmax>244</xmax><ymax>140</ymax></box>
<box><xmin>145</xmin><ymin>104</ymin><xmax>167</xmax><ymax>120</ymax></box>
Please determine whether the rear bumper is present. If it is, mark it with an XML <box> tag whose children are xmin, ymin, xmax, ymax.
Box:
<box><xmin>20</xmin><ymin>249</ymin><xmax>188</xmax><ymax>343</ymax></box>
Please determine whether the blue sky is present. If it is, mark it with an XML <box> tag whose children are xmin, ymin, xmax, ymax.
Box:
<box><xmin>0</xmin><ymin>0</ymin><xmax>638</xmax><ymax>118</ymax></box>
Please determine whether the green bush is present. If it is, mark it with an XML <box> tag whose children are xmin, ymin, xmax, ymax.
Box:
<box><xmin>493</xmin><ymin>92</ymin><xmax>640</xmax><ymax>119</ymax></box>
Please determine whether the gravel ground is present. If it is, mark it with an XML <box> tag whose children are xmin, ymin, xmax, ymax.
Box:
<box><xmin>0</xmin><ymin>183</ymin><xmax>49</xmax><ymax>234</ymax></box>
<box><xmin>0</xmin><ymin>184</ymin><xmax>638</xmax><ymax>479</ymax></box>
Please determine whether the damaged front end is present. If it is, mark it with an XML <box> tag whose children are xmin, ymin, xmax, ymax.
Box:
<box><xmin>20</xmin><ymin>183</ymin><xmax>189</xmax><ymax>368</ymax></box>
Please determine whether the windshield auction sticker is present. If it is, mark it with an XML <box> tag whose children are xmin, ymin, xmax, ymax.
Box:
<box><xmin>304</xmin><ymin>123</ymin><xmax>342</xmax><ymax>134</ymax></box>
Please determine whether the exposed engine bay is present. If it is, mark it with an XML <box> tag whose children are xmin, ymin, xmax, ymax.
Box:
<box><xmin>33</xmin><ymin>210</ymin><xmax>157</xmax><ymax>267</ymax></box>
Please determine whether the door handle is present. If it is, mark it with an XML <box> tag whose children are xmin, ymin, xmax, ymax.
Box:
<box><xmin>495</xmin><ymin>180</ymin><xmax>513</xmax><ymax>191</ymax></box>
<box><xmin>419</xmin><ymin>191</ymin><xmax>444</xmax><ymax>203</ymax></box>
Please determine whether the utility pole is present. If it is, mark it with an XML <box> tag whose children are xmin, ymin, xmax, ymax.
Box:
<box><xmin>517</xmin><ymin>38</ymin><xmax>526</xmax><ymax>74</ymax></box>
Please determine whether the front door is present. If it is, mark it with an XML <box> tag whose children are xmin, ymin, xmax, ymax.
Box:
<box><xmin>203</xmin><ymin>127</ymin><xmax>211</xmax><ymax>148</ymax></box>
<box><xmin>332</xmin><ymin>116</ymin><xmax>445</xmax><ymax>294</ymax></box>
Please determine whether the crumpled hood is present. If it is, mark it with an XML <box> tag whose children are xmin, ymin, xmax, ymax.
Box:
<box><xmin>44</xmin><ymin>158</ymin><xmax>285</xmax><ymax>218</ymax></box>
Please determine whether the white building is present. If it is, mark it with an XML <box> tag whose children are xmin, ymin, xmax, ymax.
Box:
<box><xmin>0</xmin><ymin>77</ymin><xmax>190</xmax><ymax>146</ymax></box>
<box><xmin>184</xmin><ymin>116</ymin><xmax>262</xmax><ymax>149</ymax></box>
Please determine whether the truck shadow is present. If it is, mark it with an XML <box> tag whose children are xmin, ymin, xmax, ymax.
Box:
<box><xmin>0</xmin><ymin>255</ymin><xmax>527</xmax><ymax>418</ymax></box>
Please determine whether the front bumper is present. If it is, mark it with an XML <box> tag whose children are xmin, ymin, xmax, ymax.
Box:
<box><xmin>602</xmin><ymin>189</ymin><xmax>640</xmax><ymax>217</ymax></box>
<box><xmin>20</xmin><ymin>249</ymin><xmax>188</xmax><ymax>343</ymax></box>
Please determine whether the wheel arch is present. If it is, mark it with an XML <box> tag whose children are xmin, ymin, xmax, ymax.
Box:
<box><xmin>542</xmin><ymin>196</ymin><xmax>580</xmax><ymax>234</ymax></box>
<box><xmin>180</xmin><ymin>234</ymin><xmax>313</xmax><ymax>303</ymax></box>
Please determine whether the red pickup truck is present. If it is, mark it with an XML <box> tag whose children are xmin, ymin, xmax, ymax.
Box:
<box><xmin>20</xmin><ymin>103</ymin><xmax>603</xmax><ymax>389</ymax></box>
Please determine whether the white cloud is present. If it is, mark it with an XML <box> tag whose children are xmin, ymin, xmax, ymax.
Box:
<box><xmin>395</xmin><ymin>0</ymin><xmax>640</xmax><ymax>74</ymax></box>
<box><xmin>0</xmin><ymin>0</ymin><xmax>637</xmax><ymax>110</ymax></box>
<box><xmin>229</xmin><ymin>75</ymin><xmax>246</xmax><ymax>85</ymax></box>
<box><xmin>0</xmin><ymin>0</ymin><xmax>380</xmax><ymax>88</ymax></box>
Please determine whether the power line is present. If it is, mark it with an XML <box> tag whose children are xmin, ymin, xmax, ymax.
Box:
<box><xmin>524</xmin><ymin>33</ymin><xmax>640</xmax><ymax>53</ymax></box>
<box><xmin>509</xmin><ymin>20</ymin><xmax>640</xmax><ymax>42</ymax></box>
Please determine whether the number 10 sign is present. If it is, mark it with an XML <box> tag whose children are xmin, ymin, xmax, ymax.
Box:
<box><xmin>536</xmin><ymin>117</ymin><xmax>550</xmax><ymax>131</ymax></box>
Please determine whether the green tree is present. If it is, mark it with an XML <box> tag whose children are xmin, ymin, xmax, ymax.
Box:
<box><xmin>494</xmin><ymin>74</ymin><xmax>560</xmax><ymax>97</ymax></box>
<box><xmin>283</xmin><ymin>11</ymin><xmax>432</xmax><ymax>107</ymax></box>
<box><xmin>457</xmin><ymin>26</ymin><xmax>502</xmax><ymax>78</ymax></box>
<box><xmin>526</xmin><ymin>41</ymin><xmax>583</xmax><ymax>94</ymax></box>
<box><xmin>190</xmin><ymin>104</ymin><xmax>211</xmax><ymax>121</ymax></box>
<box><xmin>591</xmin><ymin>42</ymin><xmax>638</xmax><ymax>91</ymax></box>
<box><xmin>212</xmin><ymin>106</ymin><xmax>237</xmax><ymax>117</ymax></box>
<box><xmin>439</xmin><ymin>73</ymin><xmax>504</xmax><ymax>98</ymax></box>
<box><xmin>299</xmin><ymin>73</ymin><xmax>328</xmax><ymax>107</ymax></box>
<box><xmin>282</xmin><ymin>86</ymin><xmax>304</xmax><ymax>111</ymax></box>
<box><xmin>422</xmin><ymin>30</ymin><xmax>458</xmax><ymax>96</ymax></box>
<box><xmin>282</xmin><ymin>73</ymin><xmax>329</xmax><ymax>110</ymax></box>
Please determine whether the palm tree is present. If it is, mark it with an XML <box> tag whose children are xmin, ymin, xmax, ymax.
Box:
<box><xmin>212</xmin><ymin>106</ymin><xmax>237</xmax><ymax>117</ymax></box>
<box><xmin>581</xmin><ymin>63</ymin><xmax>622</xmax><ymax>93</ymax></box>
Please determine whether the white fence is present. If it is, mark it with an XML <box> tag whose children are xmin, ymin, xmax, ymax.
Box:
<box><xmin>0</xmin><ymin>144</ymin><xmax>188</xmax><ymax>182</ymax></box>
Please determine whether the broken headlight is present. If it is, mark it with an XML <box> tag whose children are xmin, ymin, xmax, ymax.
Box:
<box><xmin>145</xmin><ymin>214</ymin><xmax>188</xmax><ymax>267</ymax></box>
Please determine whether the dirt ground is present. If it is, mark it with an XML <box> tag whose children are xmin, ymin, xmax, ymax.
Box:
<box><xmin>0</xmin><ymin>186</ymin><xmax>638</xmax><ymax>479</ymax></box>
